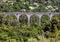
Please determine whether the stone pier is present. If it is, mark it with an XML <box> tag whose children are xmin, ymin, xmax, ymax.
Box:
<box><xmin>2</xmin><ymin>12</ymin><xmax>60</xmax><ymax>26</ymax></box>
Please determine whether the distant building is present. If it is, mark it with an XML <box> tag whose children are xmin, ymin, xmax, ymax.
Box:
<box><xmin>2</xmin><ymin>0</ymin><xmax>7</xmax><ymax>2</ymax></box>
<box><xmin>29</xmin><ymin>6</ymin><xmax>35</xmax><ymax>9</ymax></box>
<box><xmin>45</xmin><ymin>5</ymin><xmax>53</xmax><ymax>9</ymax></box>
<box><xmin>34</xmin><ymin>2</ymin><xmax>39</xmax><ymax>7</ymax></box>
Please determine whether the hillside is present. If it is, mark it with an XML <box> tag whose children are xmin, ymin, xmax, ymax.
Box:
<box><xmin>0</xmin><ymin>0</ymin><xmax>60</xmax><ymax>12</ymax></box>
<box><xmin>0</xmin><ymin>13</ymin><xmax>60</xmax><ymax>42</ymax></box>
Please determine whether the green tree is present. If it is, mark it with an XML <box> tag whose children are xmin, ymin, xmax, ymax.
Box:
<box><xmin>30</xmin><ymin>14</ymin><xmax>39</xmax><ymax>27</ymax></box>
<box><xmin>31</xmin><ymin>4</ymin><xmax>48</xmax><ymax>12</ymax></box>
<box><xmin>41</xmin><ymin>15</ymin><xmax>50</xmax><ymax>23</ymax></box>
<box><xmin>19</xmin><ymin>14</ymin><xmax>28</xmax><ymax>26</ymax></box>
<box><xmin>13</xmin><ymin>2</ymin><xmax>21</xmax><ymax>11</ymax></box>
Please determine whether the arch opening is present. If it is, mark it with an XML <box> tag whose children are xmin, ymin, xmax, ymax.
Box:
<box><xmin>19</xmin><ymin>14</ymin><xmax>28</xmax><ymax>26</ymax></box>
<box><xmin>30</xmin><ymin>14</ymin><xmax>39</xmax><ymax>27</ymax></box>
<box><xmin>6</xmin><ymin>14</ymin><xmax>17</xmax><ymax>26</ymax></box>
<box><xmin>41</xmin><ymin>14</ymin><xmax>50</xmax><ymax>24</ymax></box>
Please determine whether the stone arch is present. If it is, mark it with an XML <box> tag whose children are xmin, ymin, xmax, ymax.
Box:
<box><xmin>41</xmin><ymin>14</ymin><xmax>50</xmax><ymax>23</ymax></box>
<box><xmin>5</xmin><ymin>14</ymin><xmax>17</xmax><ymax>26</ymax></box>
<box><xmin>6</xmin><ymin>14</ymin><xmax>17</xmax><ymax>21</ymax></box>
<box><xmin>15</xmin><ymin>13</ymin><xmax>22</xmax><ymax>20</ymax></box>
<box><xmin>50</xmin><ymin>14</ymin><xmax>60</xmax><ymax>32</ymax></box>
<box><xmin>19</xmin><ymin>14</ymin><xmax>28</xmax><ymax>26</ymax></box>
<box><xmin>30</xmin><ymin>14</ymin><xmax>39</xmax><ymax>27</ymax></box>
<box><xmin>51</xmin><ymin>14</ymin><xmax>60</xmax><ymax>20</ymax></box>
<box><xmin>41</xmin><ymin>14</ymin><xmax>50</xmax><ymax>32</ymax></box>
<box><xmin>51</xmin><ymin>14</ymin><xmax>60</xmax><ymax>25</ymax></box>
<box><xmin>0</xmin><ymin>14</ymin><xmax>7</xmax><ymax>24</ymax></box>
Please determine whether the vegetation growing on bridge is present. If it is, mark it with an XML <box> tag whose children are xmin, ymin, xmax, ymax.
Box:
<box><xmin>0</xmin><ymin>14</ymin><xmax>60</xmax><ymax>42</ymax></box>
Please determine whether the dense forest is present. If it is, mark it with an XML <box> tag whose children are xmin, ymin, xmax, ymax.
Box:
<box><xmin>0</xmin><ymin>0</ymin><xmax>60</xmax><ymax>12</ymax></box>
<box><xmin>0</xmin><ymin>0</ymin><xmax>60</xmax><ymax>42</ymax></box>
<box><xmin>0</xmin><ymin>14</ymin><xmax>60</xmax><ymax>42</ymax></box>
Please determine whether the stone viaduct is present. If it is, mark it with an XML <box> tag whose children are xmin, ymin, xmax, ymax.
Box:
<box><xmin>1</xmin><ymin>12</ymin><xmax>60</xmax><ymax>26</ymax></box>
